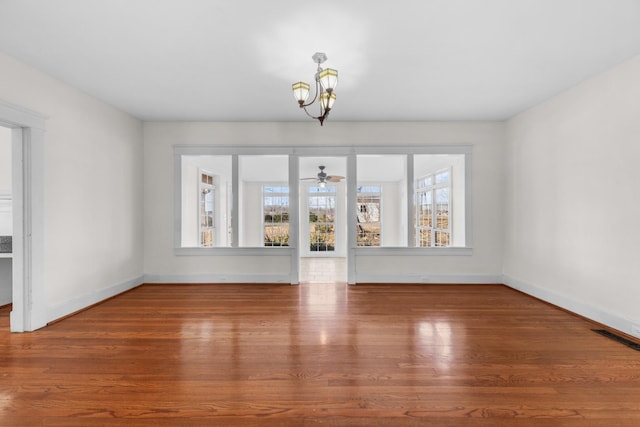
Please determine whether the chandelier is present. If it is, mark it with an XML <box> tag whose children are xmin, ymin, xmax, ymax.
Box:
<box><xmin>292</xmin><ymin>52</ymin><xmax>338</xmax><ymax>126</ymax></box>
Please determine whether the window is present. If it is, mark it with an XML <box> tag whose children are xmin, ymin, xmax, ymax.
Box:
<box><xmin>413</xmin><ymin>154</ymin><xmax>465</xmax><ymax>248</ymax></box>
<box><xmin>199</xmin><ymin>172</ymin><xmax>214</xmax><ymax>247</ymax></box>
<box><xmin>180</xmin><ymin>155</ymin><xmax>232</xmax><ymax>248</ymax></box>
<box><xmin>357</xmin><ymin>155</ymin><xmax>408</xmax><ymax>247</ymax></box>
<box><xmin>415</xmin><ymin>169</ymin><xmax>451</xmax><ymax>247</ymax></box>
<box><xmin>263</xmin><ymin>186</ymin><xmax>289</xmax><ymax>246</ymax></box>
<box><xmin>308</xmin><ymin>186</ymin><xmax>336</xmax><ymax>252</ymax></box>
<box><xmin>357</xmin><ymin>185</ymin><xmax>381</xmax><ymax>246</ymax></box>
<box><xmin>238</xmin><ymin>155</ymin><xmax>289</xmax><ymax>247</ymax></box>
<box><xmin>175</xmin><ymin>148</ymin><xmax>469</xmax><ymax>254</ymax></box>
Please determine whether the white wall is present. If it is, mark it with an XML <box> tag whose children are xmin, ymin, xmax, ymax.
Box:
<box><xmin>0</xmin><ymin>52</ymin><xmax>144</xmax><ymax>322</ymax></box>
<box><xmin>380</xmin><ymin>181</ymin><xmax>405</xmax><ymax>246</ymax></box>
<box><xmin>180</xmin><ymin>158</ymin><xmax>199</xmax><ymax>247</ymax></box>
<box><xmin>504</xmin><ymin>54</ymin><xmax>640</xmax><ymax>338</ymax></box>
<box><xmin>240</xmin><ymin>182</ymin><xmax>263</xmax><ymax>247</ymax></box>
<box><xmin>144</xmin><ymin>121</ymin><xmax>505</xmax><ymax>283</ymax></box>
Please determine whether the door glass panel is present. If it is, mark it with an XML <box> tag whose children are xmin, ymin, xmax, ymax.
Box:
<box><xmin>308</xmin><ymin>186</ymin><xmax>336</xmax><ymax>252</ymax></box>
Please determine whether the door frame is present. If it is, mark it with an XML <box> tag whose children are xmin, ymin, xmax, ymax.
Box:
<box><xmin>299</xmin><ymin>180</ymin><xmax>345</xmax><ymax>258</ymax></box>
<box><xmin>0</xmin><ymin>100</ymin><xmax>47</xmax><ymax>332</ymax></box>
<box><xmin>293</xmin><ymin>149</ymin><xmax>355</xmax><ymax>284</ymax></box>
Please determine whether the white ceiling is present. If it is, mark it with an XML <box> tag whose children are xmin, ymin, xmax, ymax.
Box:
<box><xmin>1</xmin><ymin>0</ymin><xmax>640</xmax><ymax>122</ymax></box>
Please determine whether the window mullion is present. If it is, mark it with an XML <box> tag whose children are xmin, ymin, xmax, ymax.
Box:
<box><xmin>407</xmin><ymin>153</ymin><xmax>415</xmax><ymax>247</ymax></box>
<box><xmin>231</xmin><ymin>154</ymin><xmax>239</xmax><ymax>248</ymax></box>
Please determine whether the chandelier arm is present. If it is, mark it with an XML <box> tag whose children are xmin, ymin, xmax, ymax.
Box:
<box><xmin>301</xmin><ymin>106</ymin><xmax>320</xmax><ymax>120</ymax></box>
<box><xmin>302</xmin><ymin>106</ymin><xmax>330</xmax><ymax>126</ymax></box>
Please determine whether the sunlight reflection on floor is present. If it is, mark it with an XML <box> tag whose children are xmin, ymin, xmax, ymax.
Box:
<box><xmin>299</xmin><ymin>257</ymin><xmax>346</xmax><ymax>283</ymax></box>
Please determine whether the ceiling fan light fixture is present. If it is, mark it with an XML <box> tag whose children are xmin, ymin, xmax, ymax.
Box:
<box><xmin>291</xmin><ymin>52</ymin><xmax>338</xmax><ymax>126</ymax></box>
<box><xmin>300</xmin><ymin>165</ymin><xmax>345</xmax><ymax>186</ymax></box>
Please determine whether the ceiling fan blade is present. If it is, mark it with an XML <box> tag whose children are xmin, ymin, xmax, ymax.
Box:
<box><xmin>300</xmin><ymin>177</ymin><xmax>317</xmax><ymax>181</ymax></box>
<box><xmin>327</xmin><ymin>175</ymin><xmax>345</xmax><ymax>182</ymax></box>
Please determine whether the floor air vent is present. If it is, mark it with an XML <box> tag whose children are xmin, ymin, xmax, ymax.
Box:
<box><xmin>592</xmin><ymin>329</ymin><xmax>640</xmax><ymax>351</ymax></box>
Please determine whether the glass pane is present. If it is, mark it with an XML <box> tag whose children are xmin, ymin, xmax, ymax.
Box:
<box><xmin>264</xmin><ymin>186</ymin><xmax>289</xmax><ymax>194</ymax></box>
<box><xmin>436</xmin><ymin>188</ymin><xmax>449</xmax><ymax>232</ymax></box>
<box><xmin>309</xmin><ymin>186</ymin><xmax>336</xmax><ymax>252</ymax></box>
<box><xmin>417</xmin><ymin>190</ymin><xmax>433</xmax><ymax>228</ymax></box>
<box><xmin>357</xmin><ymin>186</ymin><xmax>381</xmax><ymax>247</ymax></box>
<box><xmin>200</xmin><ymin>229</ymin><xmax>213</xmax><ymax>247</ymax></box>
<box><xmin>414</xmin><ymin>154</ymin><xmax>464</xmax><ymax>248</ymax></box>
<box><xmin>436</xmin><ymin>171</ymin><xmax>449</xmax><ymax>184</ymax></box>
<box><xmin>435</xmin><ymin>231</ymin><xmax>450</xmax><ymax>247</ymax></box>
<box><xmin>418</xmin><ymin>227</ymin><xmax>431</xmax><ymax>247</ymax></box>
<box><xmin>264</xmin><ymin>224</ymin><xmax>289</xmax><ymax>246</ymax></box>
<box><xmin>436</xmin><ymin>187</ymin><xmax>449</xmax><ymax>203</ymax></box>
<box><xmin>263</xmin><ymin>188</ymin><xmax>289</xmax><ymax>247</ymax></box>
<box><xmin>357</xmin><ymin>223</ymin><xmax>380</xmax><ymax>246</ymax></box>
<box><xmin>199</xmin><ymin>183</ymin><xmax>215</xmax><ymax>247</ymax></box>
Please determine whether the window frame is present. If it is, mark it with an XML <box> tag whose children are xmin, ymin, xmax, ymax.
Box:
<box><xmin>415</xmin><ymin>167</ymin><xmax>452</xmax><ymax>248</ymax></box>
<box><xmin>262</xmin><ymin>184</ymin><xmax>290</xmax><ymax>247</ymax></box>
<box><xmin>174</xmin><ymin>145</ymin><xmax>472</xmax><ymax>257</ymax></box>
<box><xmin>174</xmin><ymin>146</ymin><xmax>294</xmax><ymax>256</ymax></box>
<box><xmin>198</xmin><ymin>169</ymin><xmax>215</xmax><ymax>248</ymax></box>
<box><xmin>356</xmin><ymin>184</ymin><xmax>382</xmax><ymax>247</ymax></box>
<box><xmin>306</xmin><ymin>184</ymin><xmax>338</xmax><ymax>255</ymax></box>
<box><xmin>352</xmin><ymin>149</ymin><xmax>471</xmax><ymax>256</ymax></box>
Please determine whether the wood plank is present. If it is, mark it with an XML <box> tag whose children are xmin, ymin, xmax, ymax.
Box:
<box><xmin>1</xmin><ymin>283</ymin><xmax>640</xmax><ymax>426</ymax></box>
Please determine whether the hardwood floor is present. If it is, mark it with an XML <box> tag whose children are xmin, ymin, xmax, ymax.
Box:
<box><xmin>1</xmin><ymin>283</ymin><xmax>639</xmax><ymax>426</ymax></box>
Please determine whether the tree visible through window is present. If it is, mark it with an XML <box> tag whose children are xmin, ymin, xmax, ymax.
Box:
<box><xmin>357</xmin><ymin>185</ymin><xmax>381</xmax><ymax>246</ymax></box>
<box><xmin>308</xmin><ymin>186</ymin><xmax>336</xmax><ymax>252</ymax></box>
<box><xmin>263</xmin><ymin>186</ymin><xmax>289</xmax><ymax>246</ymax></box>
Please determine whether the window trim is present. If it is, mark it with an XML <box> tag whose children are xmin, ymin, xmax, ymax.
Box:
<box><xmin>173</xmin><ymin>145</ymin><xmax>473</xmax><ymax>258</ymax></box>
<box><xmin>198</xmin><ymin>169</ymin><xmax>215</xmax><ymax>248</ymax></box>
<box><xmin>305</xmin><ymin>184</ymin><xmax>338</xmax><ymax>256</ymax></box>
<box><xmin>262</xmin><ymin>184</ymin><xmax>290</xmax><ymax>247</ymax></box>
<box><xmin>356</xmin><ymin>183</ymin><xmax>382</xmax><ymax>247</ymax></box>
<box><xmin>415</xmin><ymin>167</ymin><xmax>452</xmax><ymax>248</ymax></box>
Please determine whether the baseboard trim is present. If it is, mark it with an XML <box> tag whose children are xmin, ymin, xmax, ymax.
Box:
<box><xmin>355</xmin><ymin>273</ymin><xmax>503</xmax><ymax>284</ymax></box>
<box><xmin>44</xmin><ymin>273</ymin><xmax>639</xmax><ymax>340</ymax></box>
<box><xmin>144</xmin><ymin>273</ymin><xmax>502</xmax><ymax>285</ymax></box>
<box><xmin>143</xmin><ymin>273</ymin><xmax>291</xmax><ymax>284</ymax></box>
<box><xmin>503</xmin><ymin>274</ymin><xmax>640</xmax><ymax>339</ymax></box>
<box><xmin>47</xmin><ymin>275</ymin><xmax>144</xmax><ymax>323</ymax></box>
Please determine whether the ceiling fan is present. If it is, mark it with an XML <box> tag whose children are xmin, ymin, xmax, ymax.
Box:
<box><xmin>301</xmin><ymin>165</ymin><xmax>344</xmax><ymax>187</ymax></box>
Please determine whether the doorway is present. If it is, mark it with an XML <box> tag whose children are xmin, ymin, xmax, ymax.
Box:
<box><xmin>0</xmin><ymin>126</ymin><xmax>12</xmax><ymax>309</ymax></box>
<box><xmin>0</xmin><ymin>100</ymin><xmax>47</xmax><ymax>332</ymax></box>
<box><xmin>298</xmin><ymin>156</ymin><xmax>347</xmax><ymax>283</ymax></box>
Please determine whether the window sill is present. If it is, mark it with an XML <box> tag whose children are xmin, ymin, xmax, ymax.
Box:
<box><xmin>354</xmin><ymin>247</ymin><xmax>473</xmax><ymax>256</ymax></box>
<box><xmin>174</xmin><ymin>247</ymin><xmax>473</xmax><ymax>256</ymax></box>
<box><xmin>175</xmin><ymin>247</ymin><xmax>293</xmax><ymax>256</ymax></box>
